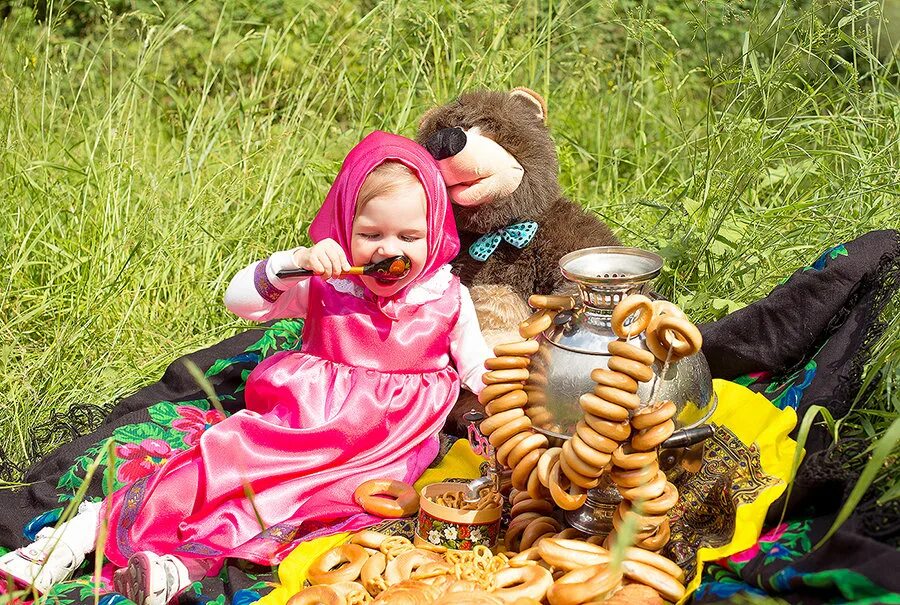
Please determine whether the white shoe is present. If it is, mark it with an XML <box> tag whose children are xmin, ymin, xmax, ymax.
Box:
<box><xmin>0</xmin><ymin>530</ymin><xmax>83</xmax><ymax>593</ymax></box>
<box><xmin>0</xmin><ymin>500</ymin><xmax>100</xmax><ymax>594</ymax></box>
<box><xmin>113</xmin><ymin>552</ymin><xmax>191</xmax><ymax>605</ymax></box>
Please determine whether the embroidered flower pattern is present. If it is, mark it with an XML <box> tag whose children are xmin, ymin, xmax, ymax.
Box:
<box><xmin>115</xmin><ymin>439</ymin><xmax>173</xmax><ymax>483</ymax></box>
<box><xmin>171</xmin><ymin>406</ymin><xmax>226</xmax><ymax>446</ymax></box>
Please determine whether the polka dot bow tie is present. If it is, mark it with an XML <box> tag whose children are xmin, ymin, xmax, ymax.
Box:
<box><xmin>468</xmin><ymin>221</ymin><xmax>539</xmax><ymax>262</ymax></box>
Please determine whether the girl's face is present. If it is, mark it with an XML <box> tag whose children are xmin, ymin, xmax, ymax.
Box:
<box><xmin>351</xmin><ymin>180</ymin><xmax>428</xmax><ymax>297</ymax></box>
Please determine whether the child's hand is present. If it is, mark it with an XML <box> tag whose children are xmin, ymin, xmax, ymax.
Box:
<box><xmin>294</xmin><ymin>239</ymin><xmax>352</xmax><ymax>280</ymax></box>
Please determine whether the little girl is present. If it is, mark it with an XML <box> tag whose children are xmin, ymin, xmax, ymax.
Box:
<box><xmin>0</xmin><ymin>131</ymin><xmax>491</xmax><ymax>604</ymax></box>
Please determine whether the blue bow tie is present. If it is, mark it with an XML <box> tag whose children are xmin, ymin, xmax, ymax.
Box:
<box><xmin>468</xmin><ymin>221</ymin><xmax>539</xmax><ymax>262</ymax></box>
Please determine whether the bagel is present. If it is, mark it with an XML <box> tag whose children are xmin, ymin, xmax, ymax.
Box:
<box><xmin>607</xmin><ymin>356</ymin><xmax>654</xmax><ymax>383</ymax></box>
<box><xmin>590</xmin><ymin>368</ymin><xmax>639</xmax><ymax>394</ymax></box>
<box><xmin>635</xmin><ymin>518</ymin><xmax>671</xmax><ymax>552</ymax></box>
<box><xmin>497</xmin><ymin>431</ymin><xmax>533</xmax><ymax>467</ymax></box>
<box><xmin>631</xmin><ymin>401</ymin><xmax>677</xmax><ymax>430</ymax></box>
<box><xmin>609</xmin><ymin>461</ymin><xmax>660</xmax><ymax>488</ymax></box>
<box><xmin>519</xmin><ymin>310</ymin><xmax>554</xmax><ymax>339</ymax></box>
<box><xmin>561</xmin><ymin>438</ymin><xmax>605</xmax><ymax>478</ymax></box>
<box><xmin>591</xmin><ymin>385</ymin><xmax>641</xmax><ymax>411</ymax></box>
<box><xmin>547</xmin><ymin>461</ymin><xmax>587</xmax><ymax>511</ymax></box>
<box><xmin>353</xmin><ymin>480</ymin><xmax>419</xmax><ymax>518</ymax></box>
<box><xmin>492</xmin><ymin>565</ymin><xmax>554</xmax><ymax>603</ymax></box>
<box><xmin>519</xmin><ymin>517</ymin><xmax>562</xmax><ymax>550</ymax></box>
<box><xmin>570</xmin><ymin>433</ymin><xmax>613</xmax><ymax>469</ymax></box>
<box><xmin>512</xmin><ymin>448</ymin><xmax>546</xmax><ymax>492</ymax></box>
<box><xmin>510</xmin><ymin>496</ymin><xmax>555</xmax><ymax>518</ymax></box>
<box><xmin>558</xmin><ymin>452</ymin><xmax>601</xmax><ymax>489</ymax></box>
<box><xmin>485</xmin><ymin>389</ymin><xmax>529</xmax><ymax>415</ymax></box>
<box><xmin>383</xmin><ymin>549</ymin><xmax>442</xmax><ymax>585</ymax></box>
<box><xmin>536</xmin><ymin>447</ymin><xmax>563</xmax><ymax>488</ymax></box>
<box><xmin>610</xmin><ymin>445</ymin><xmax>657</xmax><ymax>470</ymax></box>
<box><xmin>485</xmin><ymin>356</ymin><xmax>531</xmax><ymax>370</ymax></box>
<box><xmin>624</xmin><ymin>545</ymin><xmax>684</xmax><ymax>581</ymax></box>
<box><xmin>607</xmin><ymin>340</ymin><xmax>656</xmax><ymax>366</ymax></box>
<box><xmin>575</xmin><ymin>421</ymin><xmax>618</xmax><ymax>454</ymax></box>
<box><xmin>286</xmin><ymin>586</ymin><xmax>342</xmax><ymax>605</ymax></box>
<box><xmin>483</xmin><ymin>368</ymin><xmax>530</xmax><ymax>385</ymax></box>
<box><xmin>621</xmin><ymin>559</ymin><xmax>686</xmax><ymax>603</ymax></box>
<box><xmin>631</xmin><ymin>420</ymin><xmax>676</xmax><ymax>452</ymax></box>
<box><xmin>641</xmin><ymin>482</ymin><xmax>679</xmax><ymax>515</ymax></box>
<box><xmin>528</xmin><ymin>294</ymin><xmax>576</xmax><ymax>310</ymax></box>
<box><xmin>488</xmin><ymin>416</ymin><xmax>533</xmax><ymax>448</ymax></box>
<box><xmin>507</xmin><ymin>433</ymin><xmax>549</xmax><ymax>470</ymax></box>
<box><xmin>583</xmin><ymin>414</ymin><xmax>631</xmax><ymax>441</ymax></box>
<box><xmin>360</xmin><ymin>551</ymin><xmax>387</xmax><ymax>595</ymax></box>
<box><xmin>480</xmin><ymin>408</ymin><xmax>525</xmax><ymax>436</ymax></box>
<box><xmin>610</xmin><ymin>295</ymin><xmax>654</xmax><ymax>339</ymax></box>
<box><xmin>308</xmin><ymin>544</ymin><xmax>369</xmax><ymax>585</ymax></box>
<box><xmin>546</xmin><ymin>564</ymin><xmax>622</xmax><ymax>605</ymax></box>
<box><xmin>479</xmin><ymin>382</ymin><xmax>524</xmax><ymax>405</ymax></box>
<box><xmin>351</xmin><ymin>529</ymin><xmax>389</xmax><ymax>550</ymax></box>
<box><xmin>579</xmin><ymin>392</ymin><xmax>630</xmax><ymax>421</ymax></box>
<box><xmin>537</xmin><ymin>538</ymin><xmax>609</xmax><ymax>570</ymax></box>
<box><xmin>619</xmin><ymin>470</ymin><xmax>668</xmax><ymax>501</ymax></box>
<box><xmin>494</xmin><ymin>339</ymin><xmax>541</xmax><ymax>357</ymax></box>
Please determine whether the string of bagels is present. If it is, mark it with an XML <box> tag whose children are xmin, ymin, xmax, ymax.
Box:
<box><xmin>293</xmin><ymin>293</ymin><xmax>703</xmax><ymax>604</ymax></box>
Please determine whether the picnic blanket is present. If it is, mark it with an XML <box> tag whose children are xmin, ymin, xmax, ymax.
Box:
<box><xmin>1</xmin><ymin>229</ymin><xmax>898</xmax><ymax>604</ymax></box>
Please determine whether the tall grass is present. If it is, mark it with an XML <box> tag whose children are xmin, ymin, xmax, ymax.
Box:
<box><xmin>0</xmin><ymin>0</ymin><xmax>897</xmax><ymax>503</ymax></box>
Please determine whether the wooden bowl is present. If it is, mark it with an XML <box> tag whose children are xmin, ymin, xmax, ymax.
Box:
<box><xmin>415</xmin><ymin>482</ymin><xmax>502</xmax><ymax>550</ymax></box>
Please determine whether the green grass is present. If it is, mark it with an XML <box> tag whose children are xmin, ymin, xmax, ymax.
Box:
<box><xmin>0</xmin><ymin>0</ymin><xmax>897</xmax><ymax>512</ymax></box>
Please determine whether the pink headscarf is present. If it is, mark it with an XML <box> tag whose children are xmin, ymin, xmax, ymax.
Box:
<box><xmin>308</xmin><ymin>131</ymin><xmax>459</xmax><ymax>316</ymax></box>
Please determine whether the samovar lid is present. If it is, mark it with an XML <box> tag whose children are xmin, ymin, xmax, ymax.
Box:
<box><xmin>559</xmin><ymin>247</ymin><xmax>663</xmax><ymax>286</ymax></box>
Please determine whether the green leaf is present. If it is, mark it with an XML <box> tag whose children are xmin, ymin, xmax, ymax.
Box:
<box><xmin>815</xmin><ymin>415</ymin><xmax>900</xmax><ymax>549</ymax></box>
<box><xmin>112</xmin><ymin>422</ymin><xmax>169</xmax><ymax>444</ymax></box>
<box><xmin>205</xmin><ymin>357</ymin><xmax>236</xmax><ymax>378</ymax></box>
<box><xmin>149</xmin><ymin>401</ymin><xmax>182</xmax><ymax>426</ymax></box>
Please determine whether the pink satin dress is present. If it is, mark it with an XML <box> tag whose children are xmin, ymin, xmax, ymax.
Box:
<box><xmin>103</xmin><ymin>276</ymin><xmax>462</xmax><ymax>568</ymax></box>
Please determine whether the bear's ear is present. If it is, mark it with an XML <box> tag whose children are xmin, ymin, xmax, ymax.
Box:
<box><xmin>510</xmin><ymin>87</ymin><xmax>547</xmax><ymax>123</ymax></box>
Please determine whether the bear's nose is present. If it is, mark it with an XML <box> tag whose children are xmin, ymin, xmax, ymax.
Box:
<box><xmin>424</xmin><ymin>127</ymin><xmax>467</xmax><ymax>160</ymax></box>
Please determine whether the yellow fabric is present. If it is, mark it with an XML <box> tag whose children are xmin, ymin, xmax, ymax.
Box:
<box><xmin>681</xmin><ymin>379</ymin><xmax>799</xmax><ymax>602</ymax></box>
<box><xmin>258</xmin><ymin>439</ymin><xmax>484</xmax><ymax>605</ymax></box>
<box><xmin>260</xmin><ymin>381</ymin><xmax>797</xmax><ymax>605</ymax></box>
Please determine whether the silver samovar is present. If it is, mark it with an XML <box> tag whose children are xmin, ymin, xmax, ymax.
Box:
<box><xmin>524</xmin><ymin>247</ymin><xmax>717</xmax><ymax>535</ymax></box>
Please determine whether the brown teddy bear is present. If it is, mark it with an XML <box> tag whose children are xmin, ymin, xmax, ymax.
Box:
<box><xmin>417</xmin><ymin>88</ymin><xmax>619</xmax><ymax>345</ymax></box>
